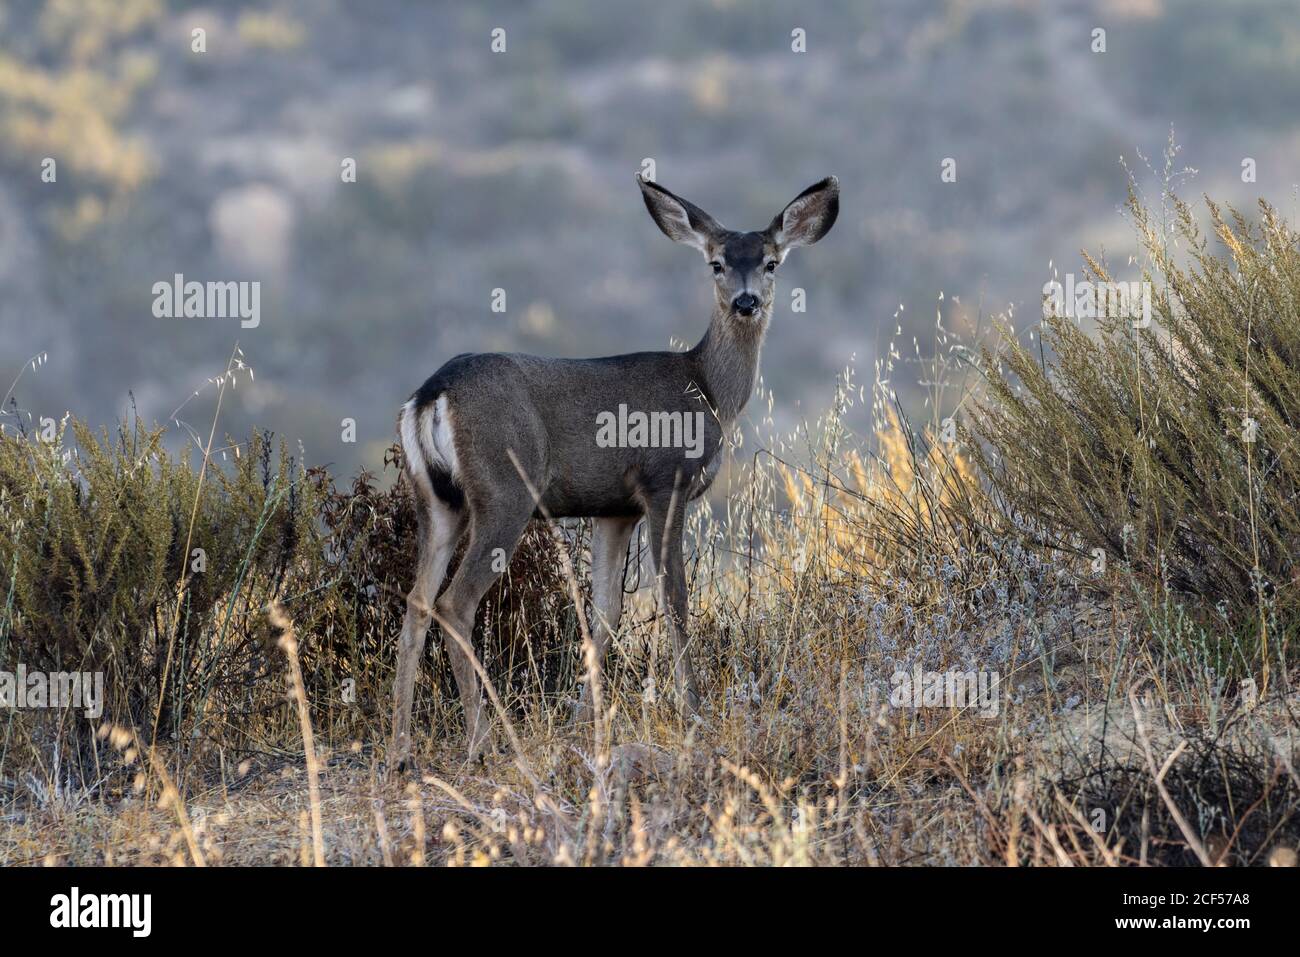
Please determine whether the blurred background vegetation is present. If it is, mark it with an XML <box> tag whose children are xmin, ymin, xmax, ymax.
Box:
<box><xmin>4</xmin><ymin>1</ymin><xmax>1300</xmax><ymax>865</ymax></box>
<box><xmin>3</xmin><ymin>0</ymin><xmax>1300</xmax><ymax>475</ymax></box>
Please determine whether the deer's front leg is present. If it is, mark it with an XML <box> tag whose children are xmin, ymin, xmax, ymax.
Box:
<box><xmin>646</xmin><ymin>498</ymin><xmax>701</xmax><ymax>716</ymax></box>
<box><xmin>573</xmin><ymin>515</ymin><xmax>639</xmax><ymax>725</ymax></box>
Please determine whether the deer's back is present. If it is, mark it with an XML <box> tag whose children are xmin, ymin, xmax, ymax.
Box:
<box><xmin>410</xmin><ymin>350</ymin><xmax>726</xmax><ymax>517</ymax></box>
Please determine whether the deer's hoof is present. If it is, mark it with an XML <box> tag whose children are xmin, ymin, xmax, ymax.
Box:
<box><xmin>683</xmin><ymin>686</ymin><xmax>703</xmax><ymax>716</ymax></box>
<box><xmin>569</xmin><ymin>698</ymin><xmax>594</xmax><ymax>729</ymax></box>
<box><xmin>385</xmin><ymin>751</ymin><xmax>415</xmax><ymax>782</ymax></box>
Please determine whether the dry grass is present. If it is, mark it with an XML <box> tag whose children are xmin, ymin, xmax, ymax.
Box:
<box><xmin>2</xmin><ymin>391</ymin><xmax>1291</xmax><ymax>867</ymax></box>
<box><xmin>4</xmin><ymin>604</ymin><xmax>1295</xmax><ymax>866</ymax></box>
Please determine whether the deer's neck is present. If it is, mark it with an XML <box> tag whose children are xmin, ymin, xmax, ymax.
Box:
<box><xmin>690</xmin><ymin>305</ymin><xmax>769</xmax><ymax>425</ymax></box>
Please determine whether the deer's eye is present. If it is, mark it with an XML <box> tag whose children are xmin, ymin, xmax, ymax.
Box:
<box><xmin>710</xmin><ymin>262</ymin><xmax>723</xmax><ymax>275</ymax></box>
<box><xmin>765</xmin><ymin>260</ymin><xmax>778</xmax><ymax>273</ymax></box>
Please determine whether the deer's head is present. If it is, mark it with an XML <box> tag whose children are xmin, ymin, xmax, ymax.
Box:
<box><xmin>638</xmin><ymin>174</ymin><xmax>839</xmax><ymax>320</ymax></box>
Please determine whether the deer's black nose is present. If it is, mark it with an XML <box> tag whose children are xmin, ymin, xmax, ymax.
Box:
<box><xmin>733</xmin><ymin>293</ymin><xmax>759</xmax><ymax>316</ymax></box>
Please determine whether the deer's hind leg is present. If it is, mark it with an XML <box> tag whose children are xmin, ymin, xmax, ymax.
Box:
<box><xmin>390</xmin><ymin>493</ymin><xmax>467</xmax><ymax>774</ymax></box>
<box><xmin>434</xmin><ymin>491</ymin><xmax>535</xmax><ymax>763</ymax></box>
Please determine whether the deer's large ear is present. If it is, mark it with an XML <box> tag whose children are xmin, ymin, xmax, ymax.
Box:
<box><xmin>638</xmin><ymin>175</ymin><xmax>722</xmax><ymax>253</ymax></box>
<box><xmin>768</xmin><ymin>176</ymin><xmax>839</xmax><ymax>249</ymax></box>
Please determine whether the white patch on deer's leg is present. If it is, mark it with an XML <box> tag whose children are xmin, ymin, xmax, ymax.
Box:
<box><xmin>573</xmin><ymin>515</ymin><xmax>639</xmax><ymax>725</ymax></box>
<box><xmin>399</xmin><ymin>399</ymin><xmax>435</xmax><ymax>502</ymax></box>
<box><xmin>390</xmin><ymin>495</ymin><xmax>465</xmax><ymax>774</ymax></box>
<box><xmin>418</xmin><ymin>394</ymin><xmax>461</xmax><ymax>479</ymax></box>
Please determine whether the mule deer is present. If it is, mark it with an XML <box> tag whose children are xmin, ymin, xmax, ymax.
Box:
<box><xmin>390</xmin><ymin>173</ymin><xmax>839</xmax><ymax>768</ymax></box>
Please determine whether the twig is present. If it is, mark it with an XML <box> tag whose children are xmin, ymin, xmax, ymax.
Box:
<box><xmin>1128</xmin><ymin>682</ymin><xmax>1213</xmax><ymax>866</ymax></box>
<box><xmin>270</xmin><ymin>602</ymin><xmax>325</xmax><ymax>867</ymax></box>
<box><xmin>152</xmin><ymin>343</ymin><xmax>242</xmax><ymax>748</ymax></box>
<box><xmin>1053</xmin><ymin>788</ymin><xmax>1119</xmax><ymax>866</ymax></box>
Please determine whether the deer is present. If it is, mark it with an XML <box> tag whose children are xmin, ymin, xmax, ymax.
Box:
<box><xmin>389</xmin><ymin>173</ymin><xmax>839</xmax><ymax>769</ymax></box>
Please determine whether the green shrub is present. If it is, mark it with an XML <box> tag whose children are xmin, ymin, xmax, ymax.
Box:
<box><xmin>0</xmin><ymin>415</ymin><xmax>316</xmax><ymax>740</ymax></box>
<box><xmin>970</xmin><ymin>192</ymin><xmax>1300</xmax><ymax>679</ymax></box>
